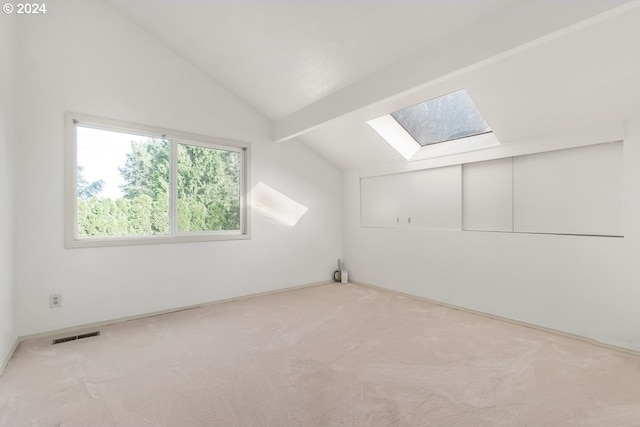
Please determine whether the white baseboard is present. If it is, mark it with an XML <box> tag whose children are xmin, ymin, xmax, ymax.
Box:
<box><xmin>350</xmin><ymin>280</ymin><xmax>640</xmax><ymax>358</ymax></box>
<box><xmin>0</xmin><ymin>337</ymin><xmax>20</xmax><ymax>377</ymax></box>
<box><xmin>17</xmin><ymin>280</ymin><xmax>333</xmax><ymax>343</ymax></box>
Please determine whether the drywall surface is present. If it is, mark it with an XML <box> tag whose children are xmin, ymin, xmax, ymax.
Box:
<box><xmin>344</xmin><ymin>120</ymin><xmax>640</xmax><ymax>352</ymax></box>
<box><xmin>0</xmin><ymin>12</ymin><xmax>17</xmax><ymax>366</ymax></box>
<box><xmin>14</xmin><ymin>0</ymin><xmax>342</xmax><ymax>336</ymax></box>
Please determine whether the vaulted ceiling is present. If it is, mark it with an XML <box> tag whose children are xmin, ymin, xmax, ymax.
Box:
<box><xmin>105</xmin><ymin>0</ymin><xmax>640</xmax><ymax>170</ymax></box>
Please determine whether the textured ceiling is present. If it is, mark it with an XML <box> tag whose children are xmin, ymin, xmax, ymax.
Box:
<box><xmin>104</xmin><ymin>0</ymin><xmax>640</xmax><ymax>170</ymax></box>
<box><xmin>105</xmin><ymin>0</ymin><xmax>524</xmax><ymax>120</ymax></box>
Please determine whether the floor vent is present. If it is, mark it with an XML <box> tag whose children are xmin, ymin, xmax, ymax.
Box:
<box><xmin>52</xmin><ymin>331</ymin><xmax>100</xmax><ymax>345</ymax></box>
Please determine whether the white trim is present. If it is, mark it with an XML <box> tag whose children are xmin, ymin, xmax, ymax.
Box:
<box><xmin>2</xmin><ymin>281</ymin><xmax>332</xmax><ymax>376</ymax></box>
<box><xmin>9</xmin><ymin>280</ymin><xmax>639</xmax><ymax>374</ymax></box>
<box><xmin>68</xmin><ymin>113</ymin><xmax>250</xmax><ymax>152</ymax></box>
<box><xmin>241</xmin><ymin>146</ymin><xmax>251</xmax><ymax>236</ymax></box>
<box><xmin>366</xmin><ymin>115</ymin><xmax>420</xmax><ymax>160</ymax></box>
<box><xmin>65</xmin><ymin>112</ymin><xmax>251</xmax><ymax>248</ymax></box>
<box><xmin>350</xmin><ymin>280</ymin><xmax>640</xmax><ymax>357</ymax></box>
<box><xmin>360</xmin><ymin>122</ymin><xmax>624</xmax><ymax>178</ymax></box>
<box><xmin>17</xmin><ymin>281</ymin><xmax>333</xmax><ymax>343</ymax></box>
<box><xmin>0</xmin><ymin>337</ymin><xmax>20</xmax><ymax>377</ymax></box>
<box><xmin>169</xmin><ymin>135</ymin><xmax>178</xmax><ymax>236</ymax></box>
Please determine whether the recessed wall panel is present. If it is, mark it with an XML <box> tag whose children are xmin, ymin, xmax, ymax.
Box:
<box><xmin>513</xmin><ymin>142</ymin><xmax>623</xmax><ymax>236</ymax></box>
<box><xmin>463</xmin><ymin>158</ymin><xmax>513</xmax><ymax>232</ymax></box>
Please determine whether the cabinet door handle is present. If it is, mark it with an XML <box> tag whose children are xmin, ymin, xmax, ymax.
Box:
<box><xmin>408</xmin><ymin>217</ymin><xmax>412</xmax><ymax>224</ymax></box>
<box><xmin>396</xmin><ymin>217</ymin><xmax>400</xmax><ymax>223</ymax></box>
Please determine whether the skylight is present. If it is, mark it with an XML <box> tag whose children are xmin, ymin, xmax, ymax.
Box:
<box><xmin>390</xmin><ymin>89</ymin><xmax>491</xmax><ymax>146</ymax></box>
<box><xmin>368</xmin><ymin>89</ymin><xmax>495</xmax><ymax>160</ymax></box>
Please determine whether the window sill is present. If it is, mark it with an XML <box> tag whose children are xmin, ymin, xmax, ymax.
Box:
<box><xmin>65</xmin><ymin>232</ymin><xmax>250</xmax><ymax>249</ymax></box>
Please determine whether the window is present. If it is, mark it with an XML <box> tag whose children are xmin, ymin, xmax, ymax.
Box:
<box><xmin>367</xmin><ymin>89</ymin><xmax>494</xmax><ymax>160</ymax></box>
<box><xmin>66</xmin><ymin>113</ymin><xmax>249</xmax><ymax>247</ymax></box>
<box><xmin>390</xmin><ymin>89</ymin><xmax>491</xmax><ymax>146</ymax></box>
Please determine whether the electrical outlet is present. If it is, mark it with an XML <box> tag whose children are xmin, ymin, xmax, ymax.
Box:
<box><xmin>50</xmin><ymin>294</ymin><xmax>62</xmax><ymax>308</ymax></box>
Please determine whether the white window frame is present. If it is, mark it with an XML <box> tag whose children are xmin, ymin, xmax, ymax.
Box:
<box><xmin>65</xmin><ymin>112</ymin><xmax>251</xmax><ymax>248</ymax></box>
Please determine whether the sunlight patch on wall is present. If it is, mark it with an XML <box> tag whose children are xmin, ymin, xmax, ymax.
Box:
<box><xmin>251</xmin><ymin>182</ymin><xmax>308</xmax><ymax>226</ymax></box>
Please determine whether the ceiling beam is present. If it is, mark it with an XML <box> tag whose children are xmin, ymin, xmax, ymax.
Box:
<box><xmin>273</xmin><ymin>0</ymin><xmax>637</xmax><ymax>143</ymax></box>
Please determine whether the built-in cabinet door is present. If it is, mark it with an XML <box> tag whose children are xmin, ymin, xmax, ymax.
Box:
<box><xmin>360</xmin><ymin>173</ymin><xmax>402</xmax><ymax>228</ymax></box>
<box><xmin>360</xmin><ymin>165</ymin><xmax>462</xmax><ymax>230</ymax></box>
<box><xmin>360</xmin><ymin>142</ymin><xmax>622</xmax><ymax>236</ymax></box>
<box><xmin>513</xmin><ymin>141</ymin><xmax>623</xmax><ymax>236</ymax></box>
<box><xmin>403</xmin><ymin>165</ymin><xmax>462</xmax><ymax>230</ymax></box>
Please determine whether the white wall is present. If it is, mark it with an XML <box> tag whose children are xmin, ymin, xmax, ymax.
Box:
<box><xmin>14</xmin><ymin>0</ymin><xmax>342</xmax><ymax>336</ymax></box>
<box><xmin>344</xmin><ymin>122</ymin><xmax>640</xmax><ymax>352</ymax></box>
<box><xmin>0</xmin><ymin>12</ymin><xmax>17</xmax><ymax>366</ymax></box>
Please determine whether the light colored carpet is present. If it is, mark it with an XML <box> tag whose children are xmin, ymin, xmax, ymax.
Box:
<box><xmin>2</xmin><ymin>283</ymin><xmax>640</xmax><ymax>426</ymax></box>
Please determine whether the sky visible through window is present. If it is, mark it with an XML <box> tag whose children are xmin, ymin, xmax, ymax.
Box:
<box><xmin>390</xmin><ymin>89</ymin><xmax>491</xmax><ymax>146</ymax></box>
<box><xmin>76</xmin><ymin>126</ymin><xmax>141</xmax><ymax>199</ymax></box>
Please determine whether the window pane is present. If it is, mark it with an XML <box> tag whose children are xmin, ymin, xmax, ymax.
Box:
<box><xmin>76</xmin><ymin>126</ymin><xmax>169</xmax><ymax>237</ymax></box>
<box><xmin>390</xmin><ymin>89</ymin><xmax>491</xmax><ymax>146</ymax></box>
<box><xmin>177</xmin><ymin>143</ymin><xmax>241</xmax><ymax>232</ymax></box>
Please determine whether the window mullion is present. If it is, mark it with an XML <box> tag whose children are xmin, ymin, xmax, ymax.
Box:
<box><xmin>169</xmin><ymin>138</ymin><xmax>178</xmax><ymax>235</ymax></box>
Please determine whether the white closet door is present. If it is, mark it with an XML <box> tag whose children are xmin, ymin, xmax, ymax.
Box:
<box><xmin>463</xmin><ymin>158</ymin><xmax>513</xmax><ymax>232</ymax></box>
<box><xmin>360</xmin><ymin>174</ymin><xmax>403</xmax><ymax>228</ymax></box>
<box><xmin>513</xmin><ymin>141</ymin><xmax>623</xmax><ymax>236</ymax></box>
<box><xmin>403</xmin><ymin>165</ymin><xmax>462</xmax><ymax>230</ymax></box>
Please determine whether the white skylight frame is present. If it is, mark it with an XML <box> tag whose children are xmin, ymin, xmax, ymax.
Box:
<box><xmin>367</xmin><ymin>115</ymin><xmax>420</xmax><ymax>160</ymax></box>
<box><xmin>368</xmin><ymin>89</ymin><xmax>498</xmax><ymax>161</ymax></box>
